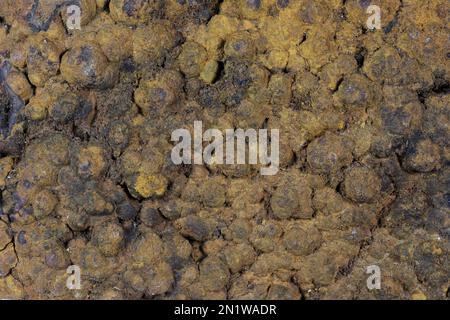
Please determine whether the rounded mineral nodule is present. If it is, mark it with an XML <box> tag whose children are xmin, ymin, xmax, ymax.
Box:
<box><xmin>402</xmin><ymin>139</ymin><xmax>441</xmax><ymax>173</ymax></box>
<box><xmin>5</xmin><ymin>70</ymin><xmax>33</xmax><ymax>102</ymax></box>
<box><xmin>92</xmin><ymin>221</ymin><xmax>125</xmax><ymax>257</ymax></box>
<box><xmin>343</xmin><ymin>166</ymin><xmax>381</xmax><ymax>203</ymax></box>
<box><xmin>49</xmin><ymin>93</ymin><xmax>79</xmax><ymax>123</ymax></box>
<box><xmin>110</xmin><ymin>0</ymin><xmax>162</xmax><ymax>25</ymax></box>
<box><xmin>74</xmin><ymin>145</ymin><xmax>108</xmax><ymax>180</ymax></box>
<box><xmin>117</xmin><ymin>201</ymin><xmax>138</xmax><ymax>220</ymax></box>
<box><xmin>26</xmin><ymin>36</ymin><xmax>62</xmax><ymax>87</ymax></box>
<box><xmin>32</xmin><ymin>189</ymin><xmax>58</xmax><ymax>219</ymax></box>
<box><xmin>140</xmin><ymin>202</ymin><xmax>165</xmax><ymax>227</ymax></box>
<box><xmin>306</xmin><ymin>133</ymin><xmax>353</xmax><ymax>174</ymax></box>
<box><xmin>132</xmin><ymin>21</ymin><xmax>179</xmax><ymax>65</ymax></box>
<box><xmin>282</xmin><ymin>224</ymin><xmax>322</xmax><ymax>256</ymax></box>
<box><xmin>61</xmin><ymin>44</ymin><xmax>117</xmax><ymax>89</ymax></box>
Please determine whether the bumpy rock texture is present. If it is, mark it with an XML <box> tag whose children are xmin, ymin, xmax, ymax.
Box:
<box><xmin>0</xmin><ymin>0</ymin><xmax>448</xmax><ymax>300</ymax></box>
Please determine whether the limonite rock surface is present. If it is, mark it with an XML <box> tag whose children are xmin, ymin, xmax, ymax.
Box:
<box><xmin>0</xmin><ymin>0</ymin><xmax>448</xmax><ymax>299</ymax></box>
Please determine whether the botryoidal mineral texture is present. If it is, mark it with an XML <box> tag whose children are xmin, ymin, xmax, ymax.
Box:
<box><xmin>0</xmin><ymin>0</ymin><xmax>448</xmax><ymax>300</ymax></box>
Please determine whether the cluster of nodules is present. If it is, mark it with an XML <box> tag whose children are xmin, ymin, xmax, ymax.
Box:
<box><xmin>0</xmin><ymin>0</ymin><xmax>449</xmax><ymax>299</ymax></box>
